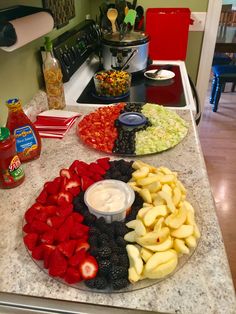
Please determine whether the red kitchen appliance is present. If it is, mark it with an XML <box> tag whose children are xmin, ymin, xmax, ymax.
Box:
<box><xmin>146</xmin><ymin>8</ymin><xmax>192</xmax><ymax>61</ymax></box>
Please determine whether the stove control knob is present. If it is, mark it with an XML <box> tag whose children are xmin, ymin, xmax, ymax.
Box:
<box><xmin>62</xmin><ymin>52</ymin><xmax>70</xmax><ymax>67</ymax></box>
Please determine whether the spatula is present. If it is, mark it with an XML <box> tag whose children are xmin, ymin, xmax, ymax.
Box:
<box><xmin>107</xmin><ymin>8</ymin><xmax>118</xmax><ymax>33</ymax></box>
<box><xmin>123</xmin><ymin>9</ymin><xmax>137</xmax><ymax>26</ymax></box>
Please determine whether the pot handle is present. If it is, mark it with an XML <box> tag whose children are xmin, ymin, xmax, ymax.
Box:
<box><xmin>121</xmin><ymin>49</ymin><xmax>137</xmax><ymax>71</ymax></box>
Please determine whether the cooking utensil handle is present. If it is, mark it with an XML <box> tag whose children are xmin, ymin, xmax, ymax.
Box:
<box><xmin>121</xmin><ymin>49</ymin><xmax>137</xmax><ymax>70</ymax></box>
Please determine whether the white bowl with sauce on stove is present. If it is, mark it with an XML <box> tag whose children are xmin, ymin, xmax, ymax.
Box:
<box><xmin>84</xmin><ymin>179</ymin><xmax>135</xmax><ymax>223</ymax></box>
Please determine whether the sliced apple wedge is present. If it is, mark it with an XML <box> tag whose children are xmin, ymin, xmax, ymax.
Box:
<box><xmin>128</xmin><ymin>267</ymin><xmax>141</xmax><ymax>283</ymax></box>
<box><xmin>126</xmin><ymin>244</ymin><xmax>143</xmax><ymax>275</ymax></box>
<box><xmin>171</xmin><ymin>224</ymin><xmax>194</xmax><ymax>239</ymax></box>
<box><xmin>144</xmin><ymin>249</ymin><xmax>177</xmax><ymax>273</ymax></box>
<box><xmin>124</xmin><ymin>231</ymin><xmax>137</xmax><ymax>242</ymax></box>
<box><xmin>139</xmin><ymin>188</ymin><xmax>152</xmax><ymax>204</ymax></box>
<box><xmin>143</xmin><ymin>205</ymin><xmax>168</xmax><ymax>227</ymax></box>
<box><xmin>165</xmin><ymin>205</ymin><xmax>187</xmax><ymax>229</ymax></box>
<box><xmin>132</xmin><ymin>166</ymin><xmax>149</xmax><ymax>179</ymax></box>
<box><xmin>140</xmin><ymin>247</ymin><xmax>153</xmax><ymax>263</ymax></box>
<box><xmin>137</xmin><ymin>206</ymin><xmax>153</xmax><ymax>219</ymax></box>
<box><xmin>173</xmin><ymin>238</ymin><xmax>190</xmax><ymax>254</ymax></box>
<box><xmin>142</xmin><ymin>236</ymin><xmax>173</xmax><ymax>252</ymax></box>
<box><xmin>144</xmin><ymin>255</ymin><xmax>178</xmax><ymax>279</ymax></box>
<box><xmin>185</xmin><ymin>235</ymin><xmax>197</xmax><ymax>248</ymax></box>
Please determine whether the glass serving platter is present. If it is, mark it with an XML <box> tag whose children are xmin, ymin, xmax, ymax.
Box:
<box><xmin>76</xmin><ymin>102</ymin><xmax>189</xmax><ymax>157</ymax></box>
<box><xmin>22</xmin><ymin>159</ymin><xmax>201</xmax><ymax>294</ymax></box>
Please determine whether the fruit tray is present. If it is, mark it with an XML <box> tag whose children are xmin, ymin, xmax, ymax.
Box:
<box><xmin>22</xmin><ymin>158</ymin><xmax>200</xmax><ymax>293</ymax></box>
<box><xmin>77</xmin><ymin>103</ymin><xmax>188</xmax><ymax>156</ymax></box>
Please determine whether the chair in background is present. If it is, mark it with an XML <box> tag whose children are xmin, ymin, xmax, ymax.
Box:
<box><xmin>219</xmin><ymin>4</ymin><xmax>233</xmax><ymax>26</ymax></box>
<box><xmin>212</xmin><ymin>52</ymin><xmax>232</xmax><ymax>66</ymax></box>
<box><xmin>210</xmin><ymin>65</ymin><xmax>236</xmax><ymax>112</ymax></box>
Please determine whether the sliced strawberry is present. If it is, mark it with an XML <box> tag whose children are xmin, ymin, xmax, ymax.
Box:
<box><xmin>96</xmin><ymin>157</ymin><xmax>110</xmax><ymax>170</ymax></box>
<box><xmin>81</xmin><ymin>176</ymin><xmax>94</xmax><ymax>191</ymax></box>
<box><xmin>49</xmin><ymin>248</ymin><xmax>68</xmax><ymax>277</ymax></box>
<box><xmin>44</xmin><ymin>179</ymin><xmax>61</xmax><ymax>195</ymax></box>
<box><xmin>40</xmin><ymin>229</ymin><xmax>56</xmax><ymax>244</ymax></box>
<box><xmin>79</xmin><ymin>255</ymin><xmax>98</xmax><ymax>280</ymax></box>
<box><xmin>32</xmin><ymin>244</ymin><xmax>44</xmax><ymax>260</ymax></box>
<box><xmin>60</xmin><ymin>168</ymin><xmax>73</xmax><ymax>179</ymax></box>
<box><xmin>58</xmin><ymin>240</ymin><xmax>77</xmax><ymax>258</ymax></box>
<box><xmin>34</xmin><ymin>211</ymin><xmax>48</xmax><ymax>222</ymax></box>
<box><xmin>47</xmin><ymin>194</ymin><xmax>58</xmax><ymax>205</ymax></box>
<box><xmin>36</xmin><ymin>189</ymin><xmax>48</xmax><ymax>205</ymax></box>
<box><xmin>70</xmin><ymin>222</ymin><xmax>89</xmax><ymax>239</ymax></box>
<box><xmin>23</xmin><ymin>233</ymin><xmax>38</xmax><ymax>251</ymax></box>
<box><xmin>43</xmin><ymin>244</ymin><xmax>55</xmax><ymax>269</ymax></box>
<box><xmin>56</xmin><ymin>204</ymin><xmax>73</xmax><ymax>217</ymax></box>
<box><xmin>57</xmin><ymin>191</ymin><xmax>73</xmax><ymax>206</ymax></box>
<box><xmin>64</xmin><ymin>267</ymin><xmax>82</xmax><ymax>284</ymax></box>
<box><xmin>31</xmin><ymin>220</ymin><xmax>51</xmax><ymax>234</ymax></box>
<box><xmin>69</xmin><ymin>249</ymin><xmax>87</xmax><ymax>267</ymax></box>
<box><xmin>89</xmin><ymin>162</ymin><xmax>106</xmax><ymax>175</ymax></box>
<box><xmin>91</xmin><ymin>173</ymin><xmax>103</xmax><ymax>182</ymax></box>
<box><xmin>43</xmin><ymin>205</ymin><xmax>58</xmax><ymax>216</ymax></box>
<box><xmin>64</xmin><ymin>178</ymin><xmax>81</xmax><ymax>196</ymax></box>
<box><xmin>71</xmin><ymin>212</ymin><xmax>84</xmax><ymax>224</ymax></box>
<box><xmin>24</xmin><ymin>206</ymin><xmax>38</xmax><ymax>224</ymax></box>
<box><xmin>57</xmin><ymin>215</ymin><xmax>74</xmax><ymax>242</ymax></box>
<box><xmin>47</xmin><ymin>215</ymin><xmax>65</xmax><ymax>229</ymax></box>
<box><xmin>75</xmin><ymin>239</ymin><xmax>90</xmax><ymax>252</ymax></box>
<box><xmin>70</xmin><ymin>160</ymin><xmax>90</xmax><ymax>177</ymax></box>
<box><xmin>23</xmin><ymin>223</ymin><xmax>33</xmax><ymax>233</ymax></box>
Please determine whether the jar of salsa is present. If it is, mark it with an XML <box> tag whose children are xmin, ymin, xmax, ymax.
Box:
<box><xmin>0</xmin><ymin>127</ymin><xmax>25</xmax><ymax>189</ymax></box>
<box><xmin>6</xmin><ymin>98</ymin><xmax>41</xmax><ymax>163</ymax></box>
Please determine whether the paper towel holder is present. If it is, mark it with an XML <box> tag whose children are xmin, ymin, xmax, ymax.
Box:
<box><xmin>0</xmin><ymin>5</ymin><xmax>54</xmax><ymax>51</ymax></box>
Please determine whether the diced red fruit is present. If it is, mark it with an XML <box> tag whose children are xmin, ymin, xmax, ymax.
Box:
<box><xmin>56</xmin><ymin>204</ymin><xmax>73</xmax><ymax>217</ymax></box>
<box><xmin>75</xmin><ymin>239</ymin><xmax>90</xmax><ymax>252</ymax></box>
<box><xmin>25</xmin><ymin>206</ymin><xmax>38</xmax><ymax>224</ymax></box>
<box><xmin>79</xmin><ymin>256</ymin><xmax>98</xmax><ymax>280</ymax></box>
<box><xmin>49</xmin><ymin>248</ymin><xmax>68</xmax><ymax>277</ymax></box>
<box><xmin>81</xmin><ymin>176</ymin><xmax>94</xmax><ymax>191</ymax></box>
<box><xmin>70</xmin><ymin>222</ymin><xmax>89</xmax><ymax>239</ymax></box>
<box><xmin>40</xmin><ymin>229</ymin><xmax>56</xmax><ymax>244</ymax></box>
<box><xmin>47</xmin><ymin>215</ymin><xmax>65</xmax><ymax>229</ymax></box>
<box><xmin>71</xmin><ymin>212</ymin><xmax>84</xmax><ymax>224</ymax></box>
<box><xmin>36</xmin><ymin>189</ymin><xmax>48</xmax><ymax>205</ymax></box>
<box><xmin>91</xmin><ymin>173</ymin><xmax>103</xmax><ymax>182</ymax></box>
<box><xmin>43</xmin><ymin>245</ymin><xmax>56</xmax><ymax>269</ymax></box>
<box><xmin>23</xmin><ymin>223</ymin><xmax>33</xmax><ymax>233</ymax></box>
<box><xmin>47</xmin><ymin>194</ymin><xmax>58</xmax><ymax>205</ymax></box>
<box><xmin>31</xmin><ymin>220</ymin><xmax>51</xmax><ymax>234</ymax></box>
<box><xmin>96</xmin><ymin>157</ymin><xmax>110</xmax><ymax>170</ymax></box>
<box><xmin>34</xmin><ymin>211</ymin><xmax>48</xmax><ymax>222</ymax></box>
<box><xmin>60</xmin><ymin>168</ymin><xmax>73</xmax><ymax>179</ymax></box>
<box><xmin>58</xmin><ymin>240</ymin><xmax>77</xmax><ymax>258</ymax></box>
<box><xmin>57</xmin><ymin>191</ymin><xmax>73</xmax><ymax>206</ymax></box>
<box><xmin>43</xmin><ymin>205</ymin><xmax>58</xmax><ymax>216</ymax></box>
<box><xmin>32</xmin><ymin>244</ymin><xmax>45</xmax><ymax>260</ymax></box>
<box><xmin>23</xmin><ymin>233</ymin><xmax>38</xmax><ymax>251</ymax></box>
<box><xmin>57</xmin><ymin>215</ymin><xmax>74</xmax><ymax>242</ymax></box>
<box><xmin>64</xmin><ymin>267</ymin><xmax>82</xmax><ymax>284</ymax></box>
<box><xmin>69</xmin><ymin>248</ymin><xmax>87</xmax><ymax>267</ymax></box>
<box><xmin>89</xmin><ymin>162</ymin><xmax>106</xmax><ymax>175</ymax></box>
<box><xmin>44</xmin><ymin>179</ymin><xmax>60</xmax><ymax>195</ymax></box>
<box><xmin>70</xmin><ymin>160</ymin><xmax>90</xmax><ymax>177</ymax></box>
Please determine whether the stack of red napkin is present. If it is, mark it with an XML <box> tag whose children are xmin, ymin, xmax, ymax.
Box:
<box><xmin>34</xmin><ymin>110</ymin><xmax>81</xmax><ymax>139</ymax></box>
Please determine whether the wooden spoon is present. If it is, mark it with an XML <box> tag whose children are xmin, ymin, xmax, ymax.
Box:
<box><xmin>107</xmin><ymin>8</ymin><xmax>118</xmax><ymax>33</ymax></box>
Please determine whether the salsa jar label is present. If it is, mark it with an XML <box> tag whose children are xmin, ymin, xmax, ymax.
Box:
<box><xmin>14</xmin><ymin>125</ymin><xmax>38</xmax><ymax>155</ymax></box>
<box><xmin>1</xmin><ymin>155</ymin><xmax>24</xmax><ymax>185</ymax></box>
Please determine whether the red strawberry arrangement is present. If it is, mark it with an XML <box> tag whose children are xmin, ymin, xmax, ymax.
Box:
<box><xmin>23</xmin><ymin>158</ymin><xmax>143</xmax><ymax>290</ymax></box>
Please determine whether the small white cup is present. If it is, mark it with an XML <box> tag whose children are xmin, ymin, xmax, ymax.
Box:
<box><xmin>84</xmin><ymin>179</ymin><xmax>135</xmax><ymax>223</ymax></box>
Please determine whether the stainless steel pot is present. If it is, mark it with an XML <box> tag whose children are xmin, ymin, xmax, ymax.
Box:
<box><xmin>101</xmin><ymin>31</ymin><xmax>150</xmax><ymax>73</ymax></box>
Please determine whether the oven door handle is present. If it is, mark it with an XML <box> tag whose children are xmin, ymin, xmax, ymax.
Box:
<box><xmin>188</xmin><ymin>75</ymin><xmax>201</xmax><ymax>125</ymax></box>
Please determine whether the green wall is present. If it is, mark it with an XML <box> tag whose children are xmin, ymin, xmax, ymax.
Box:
<box><xmin>0</xmin><ymin>0</ymin><xmax>91</xmax><ymax>126</ymax></box>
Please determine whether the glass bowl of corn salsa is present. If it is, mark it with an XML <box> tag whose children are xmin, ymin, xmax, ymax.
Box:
<box><xmin>94</xmin><ymin>70</ymin><xmax>131</xmax><ymax>97</ymax></box>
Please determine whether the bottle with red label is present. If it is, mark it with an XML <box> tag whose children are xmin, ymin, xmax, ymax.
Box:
<box><xmin>0</xmin><ymin>127</ymin><xmax>25</xmax><ymax>189</ymax></box>
<box><xmin>6</xmin><ymin>98</ymin><xmax>41</xmax><ymax>163</ymax></box>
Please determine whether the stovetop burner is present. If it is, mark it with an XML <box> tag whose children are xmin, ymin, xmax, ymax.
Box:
<box><xmin>77</xmin><ymin>65</ymin><xmax>186</xmax><ymax>107</ymax></box>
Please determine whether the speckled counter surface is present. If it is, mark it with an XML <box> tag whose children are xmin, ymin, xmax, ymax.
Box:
<box><xmin>0</xmin><ymin>105</ymin><xmax>235</xmax><ymax>314</ymax></box>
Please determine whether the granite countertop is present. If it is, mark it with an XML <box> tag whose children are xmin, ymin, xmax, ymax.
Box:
<box><xmin>0</xmin><ymin>105</ymin><xmax>235</xmax><ymax>314</ymax></box>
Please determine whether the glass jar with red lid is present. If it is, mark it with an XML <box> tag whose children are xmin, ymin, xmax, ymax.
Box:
<box><xmin>0</xmin><ymin>127</ymin><xmax>25</xmax><ymax>189</ymax></box>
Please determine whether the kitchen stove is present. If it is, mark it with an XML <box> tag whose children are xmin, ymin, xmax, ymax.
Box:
<box><xmin>50</xmin><ymin>19</ymin><xmax>197</xmax><ymax>115</ymax></box>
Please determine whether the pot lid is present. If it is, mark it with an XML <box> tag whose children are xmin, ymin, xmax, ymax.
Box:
<box><xmin>102</xmin><ymin>31</ymin><xmax>149</xmax><ymax>46</ymax></box>
<box><xmin>118</xmin><ymin>112</ymin><xmax>147</xmax><ymax>127</ymax></box>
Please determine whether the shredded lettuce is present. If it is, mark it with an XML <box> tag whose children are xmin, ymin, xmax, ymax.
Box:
<box><xmin>135</xmin><ymin>104</ymin><xmax>188</xmax><ymax>155</ymax></box>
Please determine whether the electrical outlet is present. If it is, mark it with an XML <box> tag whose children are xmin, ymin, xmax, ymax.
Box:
<box><xmin>189</xmin><ymin>12</ymin><xmax>207</xmax><ymax>31</ymax></box>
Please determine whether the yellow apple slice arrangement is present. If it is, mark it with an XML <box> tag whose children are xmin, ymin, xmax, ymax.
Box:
<box><xmin>23</xmin><ymin>157</ymin><xmax>200</xmax><ymax>291</ymax></box>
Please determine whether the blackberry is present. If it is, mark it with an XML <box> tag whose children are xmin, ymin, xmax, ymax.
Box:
<box><xmin>89</xmin><ymin>247</ymin><xmax>99</xmax><ymax>257</ymax></box>
<box><xmin>112</xmin><ymin>246</ymin><xmax>126</xmax><ymax>255</ymax></box>
<box><xmin>95</xmin><ymin>217</ymin><xmax>107</xmax><ymax>231</ymax></box>
<box><xmin>85</xmin><ymin>277</ymin><xmax>108</xmax><ymax>290</ymax></box>
<box><xmin>110</xmin><ymin>254</ymin><xmax>119</xmax><ymax>265</ymax></box>
<box><xmin>88</xmin><ymin>236</ymin><xmax>97</xmax><ymax>247</ymax></box>
<box><xmin>118</xmin><ymin>254</ymin><xmax>129</xmax><ymax>268</ymax></box>
<box><xmin>83</xmin><ymin>213</ymin><xmax>97</xmax><ymax>226</ymax></box>
<box><xmin>98</xmin><ymin>246</ymin><xmax>112</xmax><ymax>259</ymax></box>
<box><xmin>89</xmin><ymin>227</ymin><xmax>100</xmax><ymax>237</ymax></box>
<box><xmin>112</xmin><ymin>278</ymin><xmax>129</xmax><ymax>290</ymax></box>
<box><xmin>116</xmin><ymin>236</ymin><xmax>127</xmax><ymax>248</ymax></box>
<box><xmin>114</xmin><ymin>222</ymin><xmax>129</xmax><ymax>237</ymax></box>
<box><xmin>98</xmin><ymin>233</ymin><xmax>109</xmax><ymax>243</ymax></box>
<box><xmin>110</xmin><ymin>266</ymin><xmax>128</xmax><ymax>280</ymax></box>
<box><xmin>98</xmin><ymin>259</ymin><xmax>112</xmax><ymax>276</ymax></box>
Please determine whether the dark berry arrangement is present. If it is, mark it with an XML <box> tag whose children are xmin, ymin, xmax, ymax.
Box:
<box><xmin>113</xmin><ymin>103</ymin><xmax>152</xmax><ymax>155</ymax></box>
<box><xmin>23</xmin><ymin>158</ymin><xmax>143</xmax><ymax>291</ymax></box>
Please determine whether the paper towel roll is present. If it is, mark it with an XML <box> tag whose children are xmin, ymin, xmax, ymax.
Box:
<box><xmin>1</xmin><ymin>11</ymin><xmax>54</xmax><ymax>52</ymax></box>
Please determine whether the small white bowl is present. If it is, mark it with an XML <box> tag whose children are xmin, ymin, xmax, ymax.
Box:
<box><xmin>84</xmin><ymin>179</ymin><xmax>135</xmax><ymax>223</ymax></box>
